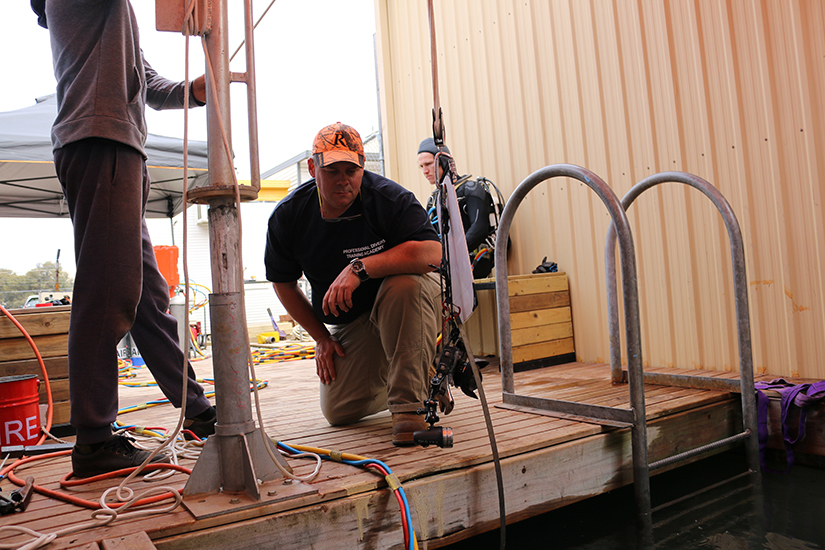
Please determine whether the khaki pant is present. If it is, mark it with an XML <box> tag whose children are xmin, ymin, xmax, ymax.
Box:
<box><xmin>320</xmin><ymin>273</ymin><xmax>441</xmax><ymax>425</ymax></box>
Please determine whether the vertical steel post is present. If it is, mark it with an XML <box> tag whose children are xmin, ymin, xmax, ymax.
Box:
<box><xmin>182</xmin><ymin>0</ymin><xmax>291</xmax><ymax>503</ymax></box>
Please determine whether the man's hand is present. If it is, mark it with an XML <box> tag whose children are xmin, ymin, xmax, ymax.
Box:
<box><xmin>192</xmin><ymin>75</ymin><xmax>207</xmax><ymax>104</ymax></box>
<box><xmin>315</xmin><ymin>334</ymin><xmax>345</xmax><ymax>384</ymax></box>
<box><xmin>272</xmin><ymin>281</ymin><xmax>344</xmax><ymax>384</ymax></box>
<box><xmin>322</xmin><ymin>265</ymin><xmax>361</xmax><ymax>317</ymax></box>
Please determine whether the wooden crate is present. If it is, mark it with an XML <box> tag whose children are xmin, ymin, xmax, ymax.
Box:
<box><xmin>464</xmin><ymin>272</ymin><xmax>575</xmax><ymax>368</ymax></box>
<box><xmin>463</xmin><ymin>279</ymin><xmax>499</xmax><ymax>357</ymax></box>
<box><xmin>0</xmin><ymin>306</ymin><xmax>71</xmax><ymax>427</ymax></box>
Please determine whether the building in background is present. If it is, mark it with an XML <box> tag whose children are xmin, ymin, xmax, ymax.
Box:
<box><xmin>373</xmin><ymin>0</ymin><xmax>825</xmax><ymax>381</ymax></box>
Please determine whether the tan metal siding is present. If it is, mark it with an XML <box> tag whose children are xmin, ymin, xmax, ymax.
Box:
<box><xmin>375</xmin><ymin>0</ymin><xmax>825</xmax><ymax>379</ymax></box>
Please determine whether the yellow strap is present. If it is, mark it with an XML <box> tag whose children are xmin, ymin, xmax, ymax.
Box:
<box><xmin>385</xmin><ymin>473</ymin><xmax>401</xmax><ymax>491</ymax></box>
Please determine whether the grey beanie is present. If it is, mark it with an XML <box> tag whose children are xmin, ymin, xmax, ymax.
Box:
<box><xmin>418</xmin><ymin>137</ymin><xmax>450</xmax><ymax>156</ymax></box>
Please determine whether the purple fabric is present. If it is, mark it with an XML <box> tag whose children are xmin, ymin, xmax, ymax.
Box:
<box><xmin>754</xmin><ymin>379</ymin><xmax>825</xmax><ymax>472</ymax></box>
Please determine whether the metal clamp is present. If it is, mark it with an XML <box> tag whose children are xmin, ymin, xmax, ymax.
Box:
<box><xmin>0</xmin><ymin>476</ymin><xmax>34</xmax><ymax>515</ymax></box>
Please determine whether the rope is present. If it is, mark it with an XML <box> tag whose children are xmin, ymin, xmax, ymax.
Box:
<box><xmin>425</xmin><ymin>2</ymin><xmax>505</xmax><ymax>547</ymax></box>
<box><xmin>426</xmin><ymin>0</ymin><xmax>444</xmax><ymax>144</ymax></box>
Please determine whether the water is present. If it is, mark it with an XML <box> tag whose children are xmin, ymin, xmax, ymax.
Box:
<box><xmin>443</xmin><ymin>450</ymin><xmax>825</xmax><ymax>549</ymax></box>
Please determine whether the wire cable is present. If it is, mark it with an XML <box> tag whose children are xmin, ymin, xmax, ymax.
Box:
<box><xmin>277</xmin><ymin>442</ymin><xmax>418</xmax><ymax>550</ymax></box>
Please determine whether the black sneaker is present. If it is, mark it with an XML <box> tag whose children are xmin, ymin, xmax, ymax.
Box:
<box><xmin>183</xmin><ymin>405</ymin><xmax>216</xmax><ymax>440</ymax></box>
<box><xmin>71</xmin><ymin>434</ymin><xmax>170</xmax><ymax>479</ymax></box>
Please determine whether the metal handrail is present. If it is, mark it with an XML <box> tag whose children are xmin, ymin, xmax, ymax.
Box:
<box><xmin>239</xmin><ymin>0</ymin><xmax>260</xmax><ymax>193</ymax></box>
<box><xmin>494</xmin><ymin>164</ymin><xmax>652</xmax><ymax>524</ymax></box>
<box><xmin>604</xmin><ymin>172</ymin><xmax>760</xmax><ymax>473</ymax></box>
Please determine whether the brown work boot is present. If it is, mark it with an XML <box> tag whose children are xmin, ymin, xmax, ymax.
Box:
<box><xmin>392</xmin><ymin>413</ymin><xmax>426</xmax><ymax>447</ymax></box>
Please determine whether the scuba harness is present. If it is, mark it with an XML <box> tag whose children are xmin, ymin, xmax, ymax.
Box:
<box><xmin>426</xmin><ymin>171</ymin><xmax>507</xmax><ymax>278</ymax></box>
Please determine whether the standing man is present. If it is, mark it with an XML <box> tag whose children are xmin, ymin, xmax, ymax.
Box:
<box><xmin>32</xmin><ymin>0</ymin><xmax>216</xmax><ymax>477</ymax></box>
<box><xmin>417</xmin><ymin>138</ymin><xmax>496</xmax><ymax>279</ymax></box>
<box><xmin>265</xmin><ymin>123</ymin><xmax>442</xmax><ymax>446</ymax></box>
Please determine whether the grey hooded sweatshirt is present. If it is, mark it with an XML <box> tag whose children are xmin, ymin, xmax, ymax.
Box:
<box><xmin>44</xmin><ymin>0</ymin><xmax>202</xmax><ymax>156</ymax></box>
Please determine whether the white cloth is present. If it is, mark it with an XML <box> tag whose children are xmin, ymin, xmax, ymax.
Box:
<box><xmin>436</xmin><ymin>174</ymin><xmax>475</xmax><ymax>323</ymax></box>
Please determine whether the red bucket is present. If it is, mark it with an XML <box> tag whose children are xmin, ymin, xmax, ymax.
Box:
<box><xmin>0</xmin><ymin>375</ymin><xmax>41</xmax><ymax>447</ymax></box>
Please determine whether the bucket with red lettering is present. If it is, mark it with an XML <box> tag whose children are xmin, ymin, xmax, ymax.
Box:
<box><xmin>0</xmin><ymin>375</ymin><xmax>41</xmax><ymax>447</ymax></box>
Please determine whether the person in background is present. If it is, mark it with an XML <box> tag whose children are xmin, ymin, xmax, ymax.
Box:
<box><xmin>32</xmin><ymin>0</ymin><xmax>216</xmax><ymax>478</ymax></box>
<box><xmin>417</xmin><ymin>138</ymin><xmax>496</xmax><ymax>279</ymax></box>
<box><xmin>265</xmin><ymin>123</ymin><xmax>442</xmax><ymax>446</ymax></box>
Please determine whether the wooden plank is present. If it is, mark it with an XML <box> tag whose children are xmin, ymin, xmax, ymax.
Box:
<box><xmin>0</xmin><ymin>334</ymin><xmax>69</xmax><ymax>362</ymax></box>
<box><xmin>510</xmin><ymin>321</ymin><xmax>573</xmax><ymax>348</ymax></box>
<box><xmin>0</xmin><ymin>359</ymin><xmax>786</xmax><ymax>550</ymax></box>
<box><xmin>38</xmin><ymin>378</ymin><xmax>69</xmax><ymax>403</ymax></box>
<box><xmin>0</xmin><ymin>307</ymin><xmax>71</xmax><ymax>338</ymax></box>
<box><xmin>510</xmin><ymin>306</ymin><xmax>571</xmax><ymax>330</ymax></box>
<box><xmin>49</xmin><ymin>400</ymin><xmax>71</xmax><ymax>425</ymax></box>
<box><xmin>508</xmin><ymin>291</ymin><xmax>570</xmax><ymax>314</ymax></box>
<box><xmin>512</xmin><ymin>338</ymin><xmax>575</xmax><ymax>363</ymax></box>
<box><xmin>507</xmin><ymin>273</ymin><xmax>568</xmax><ymax>296</ymax></box>
<box><xmin>150</xmin><ymin>401</ymin><xmax>741</xmax><ymax>550</ymax></box>
<box><xmin>0</xmin><ymin>355</ymin><xmax>69</xmax><ymax>380</ymax></box>
<box><xmin>102</xmin><ymin>532</ymin><xmax>157</xmax><ymax>550</ymax></box>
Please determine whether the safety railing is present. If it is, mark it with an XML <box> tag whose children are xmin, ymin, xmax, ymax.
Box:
<box><xmin>604</xmin><ymin>172</ymin><xmax>759</xmax><ymax>474</ymax></box>
<box><xmin>494</xmin><ymin>164</ymin><xmax>652</xmax><ymax>523</ymax></box>
<box><xmin>494</xmin><ymin>165</ymin><xmax>759</xmax><ymax>528</ymax></box>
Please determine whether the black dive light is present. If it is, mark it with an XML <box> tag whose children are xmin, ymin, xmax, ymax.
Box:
<box><xmin>413</xmin><ymin>426</ymin><xmax>453</xmax><ymax>448</ymax></box>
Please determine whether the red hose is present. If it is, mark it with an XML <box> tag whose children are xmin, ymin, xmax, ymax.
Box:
<box><xmin>2</xmin><ymin>451</ymin><xmax>191</xmax><ymax>510</ymax></box>
<box><xmin>0</xmin><ymin>304</ymin><xmax>54</xmax><ymax>445</ymax></box>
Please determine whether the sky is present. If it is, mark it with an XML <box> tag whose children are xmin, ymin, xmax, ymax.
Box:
<box><xmin>0</xmin><ymin>0</ymin><xmax>379</xmax><ymax>277</ymax></box>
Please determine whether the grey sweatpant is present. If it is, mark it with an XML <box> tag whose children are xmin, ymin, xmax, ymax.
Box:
<box><xmin>54</xmin><ymin>138</ymin><xmax>211</xmax><ymax>444</ymax></box>
<box><xmin>320</xmin><ymin>273</ymin><xmax>441</xmax><ymax>425</ymax></box>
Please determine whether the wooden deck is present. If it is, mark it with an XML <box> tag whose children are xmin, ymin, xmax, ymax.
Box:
<box><xmin>0</xmin><ymin>352</ymin><xmax>792</xmax><ymax>549</ymax></box>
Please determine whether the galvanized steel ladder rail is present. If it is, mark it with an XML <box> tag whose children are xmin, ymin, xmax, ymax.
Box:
<box><xmin>605</xmin><ymin>172</ymin><xmax>759</xmax><ymax>475</ymax></box>
<box><xmin>493</xmin><ymin>165</ymin><xmax>759</xmax><ymax>527</ymax></box>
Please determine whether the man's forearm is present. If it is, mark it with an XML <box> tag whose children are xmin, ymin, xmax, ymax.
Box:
<box><xmin>359</xmin><ymin>240</ymin><xmax>442</xmax><ymax>279</ymax></box>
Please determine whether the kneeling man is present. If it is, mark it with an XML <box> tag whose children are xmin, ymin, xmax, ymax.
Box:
<box><xmin>265</xmin><ymin>123</ymin><xmax>442</xmax><ymax>446</ymax></box>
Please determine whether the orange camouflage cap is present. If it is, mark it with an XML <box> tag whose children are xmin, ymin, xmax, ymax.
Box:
<box><xmin>311</xmin><ymin>122</ymin><xmax>365</xmax><ymax>168</ymax></box>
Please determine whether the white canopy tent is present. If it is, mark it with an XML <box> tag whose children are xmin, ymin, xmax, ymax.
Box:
<box><xmin>0</xmin><ymin>94</ymin><xmax>209</xmax><ymax>219</ymax></box>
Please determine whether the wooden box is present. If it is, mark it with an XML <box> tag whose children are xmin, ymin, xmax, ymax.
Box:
<box><xmin>0</xmin><ymin>306</ymin><xmax>71</xmax><ymax>427</ymax></box>
<box><xmin>464</xmin><ymin>272</ymin><xmax>575</xmax><ymax>369</ymax></box>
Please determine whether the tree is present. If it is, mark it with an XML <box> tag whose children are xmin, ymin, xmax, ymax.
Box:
<box><xmin>0</xmin><ymin>263</ymin><xmax>74</xmax><ymax>308</ymax></box>
<box><xmin>0</xmin><ymin>268</ymin><xmax>25</xmax><ymax>308</ymax></box>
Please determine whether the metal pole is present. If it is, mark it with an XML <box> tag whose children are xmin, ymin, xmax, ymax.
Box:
<box><xmin>183</xmin><ymin>0</ymin><xmax>290</xmax><ymax>505</ymax></box>
<box><xmin>205</xmin><ymin>1</ymin><xmax>233</xmax><ymax>196</ymax></box>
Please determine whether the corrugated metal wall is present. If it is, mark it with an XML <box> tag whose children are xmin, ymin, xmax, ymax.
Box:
<box><xmin>375</xmin><ymin>0</ymin><xmax>825</xmax><ymax>379</ymax></box>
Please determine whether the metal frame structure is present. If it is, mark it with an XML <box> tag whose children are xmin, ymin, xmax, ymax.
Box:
<box><xmin>494</xmin><ymin>164</ymin><xmax>759</xmax><ymax>527</ymax></box>
<box><xmin>495</xmin><ymin>164</ymin><xmax>651</xmax><ymax>522</ymax></box>
<box><xmin>157</xmin><ymin>0</ymin><xmax>292</xmax><ymax>505</ymax></box>
<box><xmin>604</xmin><ymin>172</ymin><xmax>759</xmax><ymax>473</ymax></box>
